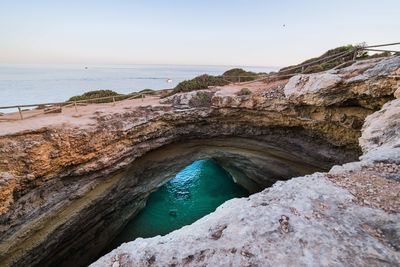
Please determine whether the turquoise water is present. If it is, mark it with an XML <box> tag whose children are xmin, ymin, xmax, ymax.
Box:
<box><xmin>110</xmin><ymin>159</ymin><xmax>248</xmax><ymax>246</ymax></box>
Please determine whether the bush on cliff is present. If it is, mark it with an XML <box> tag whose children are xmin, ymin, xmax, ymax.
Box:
<box><xmin>165</xmin><ymin>68</ymin><xmax>263</xmax><ymax>97</ymax></box>
<box><xmin>67</xmin><ymin>89</ymin><xmax>159</xmax><ymax>103</ymax></box>
<box><xmin>139</xmin><ymin>88</ymin><xmax>157</xmax><ymax>95</ymax></box>
<box><xmin>167</xmin><ymin>74</ymin><xmax>229</xmax><ymax>96</ymax></box>
<box><xmin>358</xmin><ymin>51</ymin><xmax>394</xmax><ymax>60</ymax></box>
<box><xmin>68</xmin><ymin>90</ymin><xmax>125</xmax><ymax>103</ymax></box>
<box><xmin>279</xmin><ymin>45</ymin><xmax>356</xmax><ymax>74</ymax></box>
<box><xmin>222</xmin><ymin>68</ymin><xmax>258</xmax><ymax>82</ymax></box>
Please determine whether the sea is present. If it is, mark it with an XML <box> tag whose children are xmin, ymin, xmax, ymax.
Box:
<box><xmin>0</xmin><ymin>64</ymin><xmax>277</xmax><ymax>112</ymax></box>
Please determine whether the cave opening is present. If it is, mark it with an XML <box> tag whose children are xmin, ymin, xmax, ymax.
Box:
<box><xmin>43</xmin><ymin>135</ymin><xmax>357</xmax><ymax>267</ymax></box>
<box><xmin>104</xmin><ymin>159</ymin><xmax>250</xmax><ymax>253</ymax></box>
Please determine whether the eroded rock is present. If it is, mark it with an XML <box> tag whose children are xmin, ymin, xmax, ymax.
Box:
<box><xmin>0</xmin><ymin>57</ymin><xmax>399</xmax><ymax>267</ymax></box>
<box><xmin>92</xmin><ymin>98</ymin><xmax>400</xmax><ymax>267</ymax></box>
<box><xmin>92</xmin><ymin>174</ymin><xmax>400</xmax><ymax>267</ymax></box>
<box><xmin>284</xmin><ymin>73</ymin><xmax>343</xmax><ymax>105</ymax></box>
<box><xmin>284</xmin><ymin>57</ymin><xmax>400</xmax><ymax>107</ymax></box>
<box><xmin>360</xmin><ymin>99</ymin><xmax>400</xmax><ymax>156</ymax></box>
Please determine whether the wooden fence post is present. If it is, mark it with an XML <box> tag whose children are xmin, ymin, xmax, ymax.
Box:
<box><xmin>17</xmin><ymin>106</ymin><xmax>23</xmax><ymax>120</ymax></box>
<box><xmin>113</xmin><ymin>97</ymin><xmax>116</xmax><ymax>106</ymax></box>
<box><xmin>74</xmin><ymin>101</ymin><xmax>78</xmax><ymax>112</ymax></box>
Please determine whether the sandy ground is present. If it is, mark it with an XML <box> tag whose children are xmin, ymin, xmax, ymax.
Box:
<box><xmin>328</xmin><ymin>163</ymin><xmax>400</xmax><ymax>213</ymax></box>
<box><xmin>0</xmin><ymin>96</ymin><xmax>164</xmax><ymax>136</ymax></box>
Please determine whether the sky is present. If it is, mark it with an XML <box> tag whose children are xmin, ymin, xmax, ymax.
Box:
<box><xmin>0</xmin><ymin>0</ymin><xmax>399</xmax><ymax>67</ymax></box>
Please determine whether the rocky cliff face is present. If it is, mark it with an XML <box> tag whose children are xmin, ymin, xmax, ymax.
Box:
<box><xmin>0</xmin><ymin>57</ymin><xmax>399</xmax><ymax>267</ymax></box>
<box><xmin>92</xmin><ymin>97</ymin><xmax>400</xmax><ymax>267</ymax></box>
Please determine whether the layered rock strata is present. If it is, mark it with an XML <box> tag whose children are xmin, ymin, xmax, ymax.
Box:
<box><xmin>93</xmin><ymin>98</ymin><xmax>400</xmax><ymax>267</ymax></box>
<box><xmin>0</xmin><ymin>56</ymin><xmax>399</xmax><ymax>266</ymax></box>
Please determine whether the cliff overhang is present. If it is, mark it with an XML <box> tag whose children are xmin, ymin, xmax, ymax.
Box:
<box><xmin>0</xmin><ymin>56</ymin><xmax>399</xmax><ymax>266</ymax></box>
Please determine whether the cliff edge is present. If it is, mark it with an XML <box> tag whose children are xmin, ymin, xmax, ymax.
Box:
<box><xmin>0</xmin><ymin>56</ymin><xmax>399</xmax><ymax>267</ymax></box>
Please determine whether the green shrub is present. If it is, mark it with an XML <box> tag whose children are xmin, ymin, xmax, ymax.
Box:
<box><xmin>165</xmin><ymin>68</ymin><xmax>262</xmax><ymax>97</ymax></box>
<box><xmin>279</xmin><ymin>45</ymin><xmax>356</xmax><ymax>74</ymax></box>
<box><xmin>139</xmin><ymin>88</ymin><xmax>156</xmax><ymax>94</ymax></box>
<box><xmin>169</xmin><ymin>74</ymin><xmax>228</xmax><ymax>96</ymax></box>
<box><xmin>67</xmin><ymin>88</ymin><xmax>162</xmax><ymax>104</ymax></box>
<box><xmin>358</xmin><ymin>51</ymin><xmax>393</xmax><ymax>60</ymax></box>
<box><xmin>223</xmin><ymin>68</ymin><xmax>258</xmax><ymax>82</ymax></box>
<box><xmin>68</xmin><ymin>90</ymin><xmax>123</xmax><ymax>103</ymax></box>
<box><xmin>237</xmin><ymin>88</ymin><xmax>251</xmax><ymax>96</ymax></box>
<box><xmin>189</xmin><ymin>91</ymin><xmax>214</xmax><ymax>107</ymax></box>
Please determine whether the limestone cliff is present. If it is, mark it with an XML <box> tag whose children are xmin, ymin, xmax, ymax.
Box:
<box><xmin>92</xmin><ymin>98</ymin><xmax>400</xmax><ymax>267</ymax></box>
<box><xmin>0</xmin><ymin>56</ymin><xmax>399</xmax><ymax>267</ymax></box>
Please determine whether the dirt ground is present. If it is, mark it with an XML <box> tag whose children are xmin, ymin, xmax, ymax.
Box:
<box><xmin>0</xmin><ymin>96</ymin><xmax>164</xmax><ymax>136</ymax></box>
<box><xmin>327</xmin><ymin>163</ymin><xmax>400</xmax><ymax>213</ymax></box>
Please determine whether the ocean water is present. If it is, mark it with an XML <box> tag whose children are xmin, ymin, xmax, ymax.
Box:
<box><xmin>0</xmin><ymin>64</ymin><xmax>276</xmax><ymax>109</ymax></box>
<box><xmin>107</xmin><ymin>159</ymin><xmax>248</xmax><ymax>250</ymax></box>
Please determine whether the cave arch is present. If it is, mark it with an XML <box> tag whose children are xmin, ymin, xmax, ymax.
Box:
<box><xmin>7</xmin><ymin>127</ymin><xmax>361</xmax><ymax>267</ymax></box>
<box><xmin>66</xmin><ymin>129</ymin><xmax>358</xmax><ymax>266</ymax></box>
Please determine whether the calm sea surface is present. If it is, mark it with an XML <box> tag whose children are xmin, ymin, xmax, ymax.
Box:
<box><xmin>0</xmin><ymin>64</ymin><xmax>276</xmax><ymax>109</ymax></box>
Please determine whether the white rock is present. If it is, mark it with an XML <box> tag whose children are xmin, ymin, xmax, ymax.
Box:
<box><xmin>395</xmin><ymin>87</ymin><xmax>400</xmax><ymax>99</ymax></box>
<box><xmin>360</xmin><ymin>99</ymin><xmax>400</xmax><ymax>154</ymax></box>
<box><xmin>91</xmin><ymin>174</ymin><xmax>400</xmax><ymax>267</ymax></box>
<box><xmin>284</xmin><ymin>73</ymin><xmax>343</xmax><ymax>106</ymax></box>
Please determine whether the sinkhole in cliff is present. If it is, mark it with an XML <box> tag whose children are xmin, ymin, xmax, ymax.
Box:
<box><xmin>108</xmin><ymin>159</ymin><xmax>249</xmax><ymax>250</ymax></box>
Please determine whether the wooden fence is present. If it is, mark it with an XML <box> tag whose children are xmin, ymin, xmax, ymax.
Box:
<box><xmin>0</xmin><ymin>93</ymin><xmax>147</xmax><ymax>121</ymax></box>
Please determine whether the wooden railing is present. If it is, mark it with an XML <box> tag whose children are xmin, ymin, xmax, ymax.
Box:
<box><xmin>0</xmin><ymin>93</ymin><xmax>147</xmax><ymax>120</ymax></box>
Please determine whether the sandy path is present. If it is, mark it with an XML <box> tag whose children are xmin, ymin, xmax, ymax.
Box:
<box><xmin>0</xmin><ymin>96</ymin><xmax>164</xmax><ymax>136</ymax></box>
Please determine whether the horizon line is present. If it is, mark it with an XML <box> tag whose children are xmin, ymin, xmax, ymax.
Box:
<box><xmin>0</xmin><ymin>62</ymin><xmax>282</xmax><ymax>70</ymax></box>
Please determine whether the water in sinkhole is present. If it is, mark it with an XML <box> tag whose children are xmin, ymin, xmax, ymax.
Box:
<box><xmin>109</xmin><ymin>159</ymin><xmax>249</xmax><ymax>248</ymax></box>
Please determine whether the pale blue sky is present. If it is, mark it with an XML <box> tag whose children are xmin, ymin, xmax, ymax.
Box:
<box><xmin>0</xmin><ymin>0</ymin><xmax>399</xmax><ymax>66</ymax></box>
